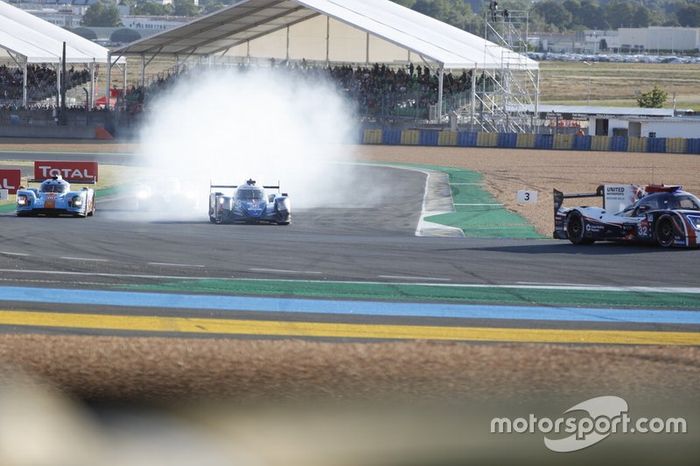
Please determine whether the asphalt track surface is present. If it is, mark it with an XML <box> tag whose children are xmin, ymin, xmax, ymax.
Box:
<box><xmin>0</xmin><ymin>156</ymin><xmax>699</xmax><ymax>342</ymax></box>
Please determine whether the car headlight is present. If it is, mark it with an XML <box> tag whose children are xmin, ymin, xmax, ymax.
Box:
<box><xmin>687</xmin><ymin>215</ymin><xmax>700</xmax><ymax>229</ymax></box>
<box><xmin>17</xmin><ymin>195</ymin><xmax>28</xmax><ymax>206</ymax></box>
<box><xmin>137</xmin><ymin>190</ymin><xmax>150</xmax><ymax>200</ymax></box>
<box><xmin>279</xmin><ymin>198</ymin><xmax>290</xmax><ymax>209</ymax></box>
<box><xmin>72</xmin><ymin>196</ymin><xmax>83</xmax><ymax>207</ymax></box>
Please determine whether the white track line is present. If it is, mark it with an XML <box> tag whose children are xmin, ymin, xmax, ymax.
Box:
<box><xmin>60</xmin><ymin>256</ymin><xmax>109</xmax><ymax>262</ymax></box>
<box><xmin>378</xmin><ymin>275</ymin><xmax>452</xmax><ymax>282</ymax></box>
<box><xmin>0</xmin><ymin>251</ymin><xmax>30</xmax><ymax>257</ymax></box>
<box><xmin>148</xmin><ymin>262</ymin><xmax>205</xmax><ymax>268</ymax></box>
<box><xmin>453</xmin><ymin>203</ymin><xmax>503</xmax><ymax>206</ymax></box>
<box><xmin>250</xmin><ymin>267</ymin><xmax>322</xmax><ymax>275</ymax></box>
<box><xmin>0</xmin><ymin>269</ymin><xmax>698</xmax><ymax>294</ymax></box>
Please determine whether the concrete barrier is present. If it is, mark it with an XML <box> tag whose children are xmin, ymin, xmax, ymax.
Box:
<box><xmin>647</xmin><ymin>137</ymin><xmax>667</xmax><ymax>153</ymax></box>
<box><xmin>420</xmin><ymin>129</ymin><xmax>440</xmax><ymax>146</ymax></box>
<box><xmin>477</xmin><ymin>132</ymin><xmax>498</xmax><ymax>147</ymax></box>
<box><xmin>358</xmin><ymin>127</ymin><xmax>700</xmax><ymax>155</ymax></box>
<box><xmin>363</xmin><ymin>128</ymin><xmax>382</xmax><ymax>144</ymax></box>
<box><xmin>0</xmin><ymin>125</ymin><xmax>99</xmax><ymax>139</ymax></box>
<box><xmin>553</xmin><ymin>134</ymin><xmax>574</xmax><ymax>150</ymax></box>
<box><xmin>400</xmin><ymin>129</ymin><xmax>420</xmax><ymax>145</ymax></box>
<box><xmin>497</xmin><ymin>133</ymin><xmax>517</xmax><ymax>148</ymax></box>
<box><xmin>382</xmin><ymin>128</ymin><xmax>401</xmax><ymax>145</ymax></box>
<box><xmin>610</xmin><ymin>136</ymin><xmax>628</xmax><ymax>152</ymax></box>
<box><xmin>535</xmin><ymin>134</ymin><xmax>553</xmax><ymax>149</ymax></box>
<box><xmin>665</xmin><ymin>137</ymin><xmax>686</xmax><ymax>154</ymax></box>
<box><xmin>627</xmin><ymin>137</ymin><xmax>647</xmax><ymax>152</ymax></box>
<box><xmin>457</xmin><ymin>132</ymin><xmax>478</xmax><ymax>147</ymax></box>
<box><xmin>438</xmin><ymin>131</ymin><xmax>457</xmax><ymax>146</ymax></box>
<box><xmin>516</xmin><ymin>133</ymin><xmax>535</xmax><ymax>148</ymax></box>
<box><xmin>590</xmin><ymin>135</ymin><xmax>610</xmax><ymax>151</ymax></box>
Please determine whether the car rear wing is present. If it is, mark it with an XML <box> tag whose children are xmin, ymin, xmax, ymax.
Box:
<box><xmin>28</xmin><ymin>177</ymin><xmax>97</xmax><ymax>185</ymax></box>
<box><xmin>209</xmin><ymin>182</ymin><xmax>281</xmax><ymax>191</ymax></box>
<box><xmin>553</xmin><ymin>185</ymin><xmax>604</xmax><ymax>215</ymax></box>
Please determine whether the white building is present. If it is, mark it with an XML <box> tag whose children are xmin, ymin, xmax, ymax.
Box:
<box><xmin>627</xmin><ymin>118</ymin><xmax>700</xmax><ymax>138</ymax></box>
<box><xmin>121</xmin><ymin>15</ymin><xmax>190</xmax><ymax>36</ymax></box>
<box><xmin>584</xmin><ymin>27</ymin><xmax>700</xmax><ymax>53</ymax></box>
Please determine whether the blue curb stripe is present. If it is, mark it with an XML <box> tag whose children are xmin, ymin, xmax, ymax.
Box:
<box><xmin>0</xmin><ymin>287</ymin><xmax>698</xmax><ymax>325</ymax></box>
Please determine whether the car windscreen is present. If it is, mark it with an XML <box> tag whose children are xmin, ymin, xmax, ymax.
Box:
<box><xmin>41</xmin><ymin>183</ymin><xmax>68</xmax><ymax>193</ymax></box>
<box><xmin>236</xmin><ymin>188</ymin><xmax>264</xmax><ymax>201</ymax></box>
<box><xmin>674</xmin><ymin>195</ymin><xmax>700</xmax><ymax>210</ymax></box>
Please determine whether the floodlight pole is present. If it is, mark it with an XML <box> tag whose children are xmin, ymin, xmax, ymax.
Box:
<box><xmin>470</xmin><ymin>68</ymin><xmax>477</xmax><ymax>127</ymax></box>
<box><xmin>437</xmin><ymin>66</ymin><xmax>444</xmax><ymax>123</ymax></box>
<box><xmin>122</xmin><ymin>60</ymin><xmax>127</xmax><ymax>93</ymax></box>
<box><xmin>22</xmin><ymin>62</ymin><xmax>28</xmax><ymax>108</ymax></box>
<box><xmin>60</xmin><ymin>41</ymin><xmax>66</xmax><ymax>124</ymax></box>
<box><xmin>106</xmin><ymin>51</ymin><xmax>112</xmax><ymax>110</ymax></box>
<box><xmin>141</xmin><ymin>54</ymin><xmax>146</xmax><ymax>88</ymax></box>
<box><xmin>55</xmin><ymin>63</ymin><xmax>60</xmax><ymax>109</ymax></box>
<box><xmin>89</xmin><ymin>61</ymin><xmax>95</xmax><ymax>109</ymax></box>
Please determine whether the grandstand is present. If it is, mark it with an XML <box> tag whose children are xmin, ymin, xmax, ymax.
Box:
<box><xmin>0</xmin><ymin>0</ymin><xmax>117</xmax><ymax>108</ymax></box>
<box><xmin>111</xmin><ymin>0</ymin><xmax>537</xmax><ymax>127</ymax></box>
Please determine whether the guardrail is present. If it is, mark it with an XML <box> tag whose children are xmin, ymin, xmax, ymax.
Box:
<box><xmin>360</xmin><ymin>129</ymin><xmax>700</xmax><ymax>155</ymax></box>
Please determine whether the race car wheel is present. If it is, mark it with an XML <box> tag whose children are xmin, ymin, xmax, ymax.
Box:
<box><xmin>654</xmin><ymin>215</ymin><xmax>677</xmax><ymax>248</ymax></box>
<box><xmin>566</xmin><ymin>211</ymin><xmax>593</xmax><ymax>245</ymax></box>
<box><xmin>209</xmin><ymin>216</ymin><xmax>217</xmax><ymax>224</ymax></box>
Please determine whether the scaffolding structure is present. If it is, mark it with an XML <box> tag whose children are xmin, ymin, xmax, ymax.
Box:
<box><xmin>464</xmin><ymin>5</ymin><xmax>539</xmax><ymax>132</ymax></box>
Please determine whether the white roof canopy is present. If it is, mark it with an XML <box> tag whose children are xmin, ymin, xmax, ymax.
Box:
<box><xmin>0</xmin><ymin>0</ymin><xmax>114</xmax><ymax>64</ymax></box>
<box><xmin>114</xmin><ymin>0</ymin><xmax>538</xmax><ymax>70</ymax></box>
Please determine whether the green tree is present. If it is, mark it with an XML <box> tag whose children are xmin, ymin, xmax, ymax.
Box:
<box><xmin>676</xmin><ymin>3</ymin><xmax>700</xmax><ymax>27</ymax></box>
<box><xmin>133</xmin><ymin>2</ymin><xmax>169</xmax><ymax>15</ymax></box>
<box><xmin>578</xmin><ymin>0</ymin><xmax>610</xmax><ymax>30</ymax></box>
<box><xmin>637</xmin><ymin>86</ymin><xmax>668</xmax><ymax>108</ymax></box>
<box><xmin>172</xmin><ymin>0</ymin><xmax>200</xmax><ymax>16</ymax></box>
<box><xmin>81</xmin><ymin>1</ymin><xmax>122</xmax><ymax>27</ymax></box>
<box><xmin>412</xmin><ymin>0</ymin><xmax>475</xmax><ymax>30</ymax></box>
<box><xmin>533</xmin><ymin>0</ymin><xmax>573</xmax><ymax>31</ymax></box>
<box><xmin>391</xmin><ymin>0</ymin><xmax>417</xmax><ymax>7</ymax></box>
<box><xmin>631</xmin><ymin>5</ymin><xmax>654</xmax><ymax>27</ymax></box>
<box><xmin>110</xmin><ymin>28</ymin><xmax>141</xmax><ymax>44</ymax></box>
<box><xmin>606</xmin><ymin>0</ymin><xmax>636</xmax><ymax>28</ymax></box>
<box><xmin>71</xmin><ymin>27</ymin><xmax>97</xmax><ymax>41</ymax></box>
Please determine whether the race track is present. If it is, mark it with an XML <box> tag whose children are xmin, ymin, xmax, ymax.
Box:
<box><xmin>0</xmin><ymin>158</ymin><xmax>699</xmax><ymax>344</ymax></box>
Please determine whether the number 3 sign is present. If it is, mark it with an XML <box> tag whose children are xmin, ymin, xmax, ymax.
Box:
<box><xmin>517</xmin><ymin>190</ymin><xmax>538</xmax><ymax>204</ymax></box>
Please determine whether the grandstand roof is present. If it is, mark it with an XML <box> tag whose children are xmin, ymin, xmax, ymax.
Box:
<box><xmin>0</xmin><ymin>0</ymin><xmax>113</xmax><ymax>64</ymax></box>
<box><xmin>114</xmin><ymin>0</ymin><xmax>538</xmax><ymax>70</ymax></box>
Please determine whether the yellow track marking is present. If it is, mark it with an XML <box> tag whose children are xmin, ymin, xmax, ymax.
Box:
<box><xmin>0</xmin><ymin>310</ymin><xmax>698</xmax><ymax>345</ymax></box>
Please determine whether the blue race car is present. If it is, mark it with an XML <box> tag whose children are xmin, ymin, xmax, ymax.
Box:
<box><xmin>208</xmin><ymin>179</ymin><xmax>290</xmax><ymax>225</ymax></box>
<box><xmin>554</xmin><ymin>184</ymin><xmax>700</xmax><ymax>248</ymax></box>
<box><xmin>16</xmin><ymin>175</ymin><xmax>96</xmax><ymax>217</ymax></box>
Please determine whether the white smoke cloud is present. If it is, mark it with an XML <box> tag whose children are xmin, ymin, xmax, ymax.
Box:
<box><xmin>131</xmin><ymin>67</ymin><xmax>360</xmax><ymax>216</ymax></box>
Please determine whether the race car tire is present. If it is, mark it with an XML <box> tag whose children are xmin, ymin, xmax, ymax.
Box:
<box><xmin>209</xmin><ymin>216</ymin><xmax>217</xmax><ymax>224</ymax></box>
<box><xmin>566</xmin><ymin>211</ymin><xmax>594</xmax><ymax>245</ymax></box>
<box><xmin>654</xmin><ymin>215</ymin><xmax>677</xmax><ymax>248</ymax></box>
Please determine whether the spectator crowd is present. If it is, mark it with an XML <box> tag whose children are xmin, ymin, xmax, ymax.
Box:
<box><xmin>121</xmin><ymin>62</ymin><xmax>473</xmax><ymax>120</ymax></box>
<box><xmin>0</xmin><ymin>64</ymin><xmax>92</xmax><ymax>107</ymax></box>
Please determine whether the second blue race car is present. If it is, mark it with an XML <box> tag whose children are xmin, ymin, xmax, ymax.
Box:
<box><xmin>208</xmin><ymin>179</ymin><xmax>290</xmax><ymax>225</ymax></box>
